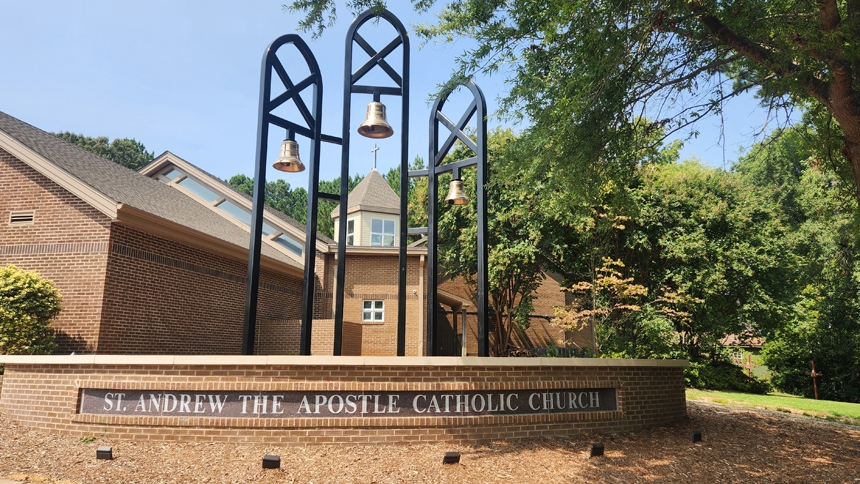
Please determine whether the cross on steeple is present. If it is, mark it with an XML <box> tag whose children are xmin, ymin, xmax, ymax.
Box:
<box><xmin>371</xmin><ymin>143</ymin><xmax>379</xmax><ymax>170</ymax></box>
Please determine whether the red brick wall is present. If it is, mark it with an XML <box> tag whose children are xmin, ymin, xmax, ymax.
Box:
<box><xmin>255</xmin><ymin>319</ymin><xmax>362</xmax><ymax>356</ymax></box>
<box><xmin>98</xmin><ymin>223</ymin><xmax>304</xmax><ymax>354</ymax></box>
<box><xmin>0</xmin><ymin>359</ymin><xmax>688</xmax><ymax>444</ymax></box>
<box><xmin>338</xmin><ymin>253</ymin><xmax>424</xmax><ymax>356</ymax></box>
<box><xmin>439</xmin><ymin>273</ymin><xmax>592</xmax><ymax>355</ymax></box>
<box><xmin>0</xmin><ymin>148</ymin><xmax>111</xmax><ymax>353</ymax></box>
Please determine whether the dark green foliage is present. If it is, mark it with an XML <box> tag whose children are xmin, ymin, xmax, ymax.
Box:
<box><xmin>53</xmin><ymin>132</ymin><xmax>154</xmax><ymax>171</ymax></box>
<box><xmin>289</xmin><ymin>0</ymin><xmax>860</xmax><ymax>209</ymax></box>
<box><xmin>685</xmin><ymin>360</ymin><xmax>771</xmax><ymax>395</ymax></box>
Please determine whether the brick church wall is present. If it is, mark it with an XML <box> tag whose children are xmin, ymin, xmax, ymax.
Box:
<box><xmin>255</xmin><ymin>319</ymin><xmax>362</xmax><ymax>356</ymax></box>
<box><xmin>338</xmin><ymin>253</ymin><xmax>424</xmax><ymax>356</ymax></box>
<box><xmin>99</xmin><ymin>223</ymin><xmax>304</xmax><ymax>354</ymax></box>
<box><xmin>0</xmin><ymin>358</ymin><xmax>689</xmax><ymax>444</ymax></box>
<box><xmin>0</xmin><ymin>148</ymin><xmax>111</xmax><ymax>353</ymax></box>
<box><xmin>438</xmin><ymin>273</ymin><xmax>588</xmax><ymax>356</ymax></box>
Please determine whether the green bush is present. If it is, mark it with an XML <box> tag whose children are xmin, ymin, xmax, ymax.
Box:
<box><xmin>685</xmin><ymin>359</ymin><xmax>771</xmax><ymax>394</ymax></box>
<box><xmin>0</xmin><ymin>265</ymin><xmax>61</xmax><ymax>357</ymax></box>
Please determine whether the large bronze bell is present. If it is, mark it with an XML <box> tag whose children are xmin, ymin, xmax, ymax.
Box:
<box><xmin>444</xmin><ymin>179</ymin><xmax>469</xmax><ymax>205</ymax></box>
<box><xmin>358</xmin><ymin>101</ymin><xmax>394</xmax><ymax>139</ymax></box>
<box><xmin>272</xmin><ymin>139</ymin><xmax>305</xmax><ymax>173</ymax></box>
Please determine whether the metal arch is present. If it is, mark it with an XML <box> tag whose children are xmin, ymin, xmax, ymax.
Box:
<box><xmin>426</xmin><ymin>80</ymin><xmax>489</xmax><ymax>357</ymax></box>
<box><xmin>243</xmin><ymin>34</ymin><xmax>326</xmax><ymax>356</ymax></box>
<box><xmin>331</xmin><ymin>8</ymin><xmax>410</xmax><ymax>356</ymax></box>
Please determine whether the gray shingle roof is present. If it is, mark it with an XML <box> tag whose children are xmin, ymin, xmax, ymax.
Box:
<box><xmin>331</xmin><ymin>168</ymin><xmax>400</xmax><ymax>217</ymax></box>
<box><xmin>0</xmin><ymin>110</ymin><xmax>301</xmax><ymax>270</ymax></box>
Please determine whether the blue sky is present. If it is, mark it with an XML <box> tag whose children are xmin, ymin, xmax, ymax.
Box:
<box><xmin>0</xmin><ymin>1</ymin><xmax>781</xmax><ymax>185</ymax></box>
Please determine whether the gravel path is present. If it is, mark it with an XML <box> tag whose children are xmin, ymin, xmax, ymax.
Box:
<box><xmin>1</xmin><ymin>400</ymin><xmax>858</xmax><ymax>483</ymax></box>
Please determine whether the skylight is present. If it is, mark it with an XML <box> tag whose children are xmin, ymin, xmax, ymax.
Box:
<box><xmin>177</xmin><ymin>177</ymin><xmax>220</xmax><ymax>203</ymax></box>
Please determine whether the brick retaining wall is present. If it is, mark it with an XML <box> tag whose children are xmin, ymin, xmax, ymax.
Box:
<box><xmin>0</xmin><ymin>355</ymin><xmax>687</xmax><ymax>445</ymax></box>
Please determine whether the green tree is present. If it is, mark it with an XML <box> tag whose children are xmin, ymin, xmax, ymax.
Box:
<box><xmin>553</xmin><ymin>258</ymin><xmax>651</xmax><ymax>357</ymax></box>
<box><xmin>227</xmin><ymin>173</ymin><xmax>363</xmax><ymax>238</ymax></box>
<box><xmin>384</xmin><ymin>156</ymin><xmax>429</xmax><ymax>233</ymax></box>
<box><xmin>0</xmin><ymin>265</ymin><xmax>61</xmax><ymax>356</ymax></box>
<box><xmin>290</xmin><ymin>0</ymin><xmax>860</xmax><ymax>209</ymax></box>
<box><xmin>742</xmin><ymin>129</ymin><xmax>860</xmax><ymax>402</ymax></box>
<box><xmin>628</xmin><ymin>161</ymin><xmax>796</xmax><ymax>361</ymax></box>
<box><xmin>436</xmin><ymin>128</ymin><xmax>561</xmax><ymax>355</ymax></box>
<box><xmin>54</xmin><ymin>132</ymin><xmax>154</xmax><ymax>170</ymax></box>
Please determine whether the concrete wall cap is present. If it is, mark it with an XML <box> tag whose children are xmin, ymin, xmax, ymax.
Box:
<box><xmin>0</xmin><ymin>354</ymin><xmax>689</xmax><ymax>368</ymax></box>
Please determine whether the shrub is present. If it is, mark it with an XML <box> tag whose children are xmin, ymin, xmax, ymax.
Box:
<box><xmin>0</xmin><ymin>265</ymin><xmax>61</xmax><ymax>357</ymax></box>
<box><xmin>685</xmin><ymin>359</ymin><xmax>771</xmax><ymax>394</ymax></box>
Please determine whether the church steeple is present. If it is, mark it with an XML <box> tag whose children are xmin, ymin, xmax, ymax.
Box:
<box><xmin>330</xmin><ymin>148</ymin><xmax>400</xmax><ymax>247</ymax></box>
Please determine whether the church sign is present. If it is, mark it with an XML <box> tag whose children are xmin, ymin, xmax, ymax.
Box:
<box><xmin>80</xmin><ymin>388</ymin><xmax>617</xmax><ymax>418</ymax></box>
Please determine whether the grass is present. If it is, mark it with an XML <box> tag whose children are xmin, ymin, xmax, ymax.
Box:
<box><xmin>686</xmin><ymin>389</ymin><xmax>860</xmax><ymax>426</ymax></box>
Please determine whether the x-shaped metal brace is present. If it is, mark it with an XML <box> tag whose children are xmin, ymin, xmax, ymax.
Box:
<box><xmin>351</xmin><ymin>33</ymin><xmax>403</xmax><ymax>88</ymax></box>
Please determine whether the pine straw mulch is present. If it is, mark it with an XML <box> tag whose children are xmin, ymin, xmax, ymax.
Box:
<box><xmin>1</xmin><ymin>400</ymin><xmax>858</xmax><ymax>483</ymax></box>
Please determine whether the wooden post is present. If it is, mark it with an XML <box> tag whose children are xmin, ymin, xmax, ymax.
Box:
<box><xmin>743</xmin><ymin>354</ymin><xmax>754</xmax><ymax>382</ymax></box>
<box><xmin>807</xmin><ymin>360</ymin><xmax>822</xmax><ymax>400</ymax></box>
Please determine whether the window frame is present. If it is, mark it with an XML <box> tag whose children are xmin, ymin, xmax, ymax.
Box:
<box><xmin>346</xmin><ymin>219</ymin><xmax>355</xmax><ymax>246</ymax></box>
<box><xmin>370</xmin><ymin>218</ymin><xmax>395</xmax><ymax>247</ymax></box>
<box><xmin>362</xmin><ymin>300</ymin><xmax>384</xmax><ymax>322</ymax></box>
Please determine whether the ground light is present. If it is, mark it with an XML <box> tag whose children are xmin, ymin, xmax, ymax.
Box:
<box><xmin>96</xmin><ymin>446</ymin><xmax>113</xmax><ymax>460</ymax></box>
<box><xmin>263</xmin><ymin>454</ymin><xmax>281</xmax><ymax>469</ymax></box>
<box><xmin>589</xmin><ymin>443</ymin><xmax>604</xmax><ymax>458</ymax></box>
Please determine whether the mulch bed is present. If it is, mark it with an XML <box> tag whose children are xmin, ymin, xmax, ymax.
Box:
<box><xmin>1</xmin><ymin>400</ymin><xmax>858</xmax><ymax>483</ymax></box>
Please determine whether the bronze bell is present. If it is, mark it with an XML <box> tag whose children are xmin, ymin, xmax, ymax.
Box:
<box><xmin>358</xmin><ymin>101</ymin><xmax>394</xmax><ymax>139</ymax></box>
<box><xmin>444</xmin><ymin>179</ymin><xmax>469</xmax><ymax>205</ymax></box>
<box><xmin>272</xmin><ymin>139</ymin><xmax>305</xmax><ymax>173</ymax></box>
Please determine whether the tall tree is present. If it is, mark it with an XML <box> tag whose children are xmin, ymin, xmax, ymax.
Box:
<box><xmin>627</xmin><ymin>161</ymin><xmax>797</xmax><ymax>360</ymax></box>
<box><xmin>739</xmin><ymin>128</ymin><xmax>860</xmax><ymax>402</ymax></box>
<box><xmin>383</xmin><ymin>156</ymin><xmax>429</xmax><ymax>232</ymax></box>
<box><xmin>436</xmin><ymin>128</ymin><xmax>562</xmax><ymax>355</ymax></box>
<box><xmin>54</xmin><ymin>132</ymin><xmax>154</xmax><ymax>170</ymax></box>
<box><xmin>227</xmin><ymin>173</ymin><xmax>363</xmax><ymax>238</ymax></box>
<box><xmin>289</xmin><ymin>0</ymin><xmax>860</xmax><ymax>210</ymax></box>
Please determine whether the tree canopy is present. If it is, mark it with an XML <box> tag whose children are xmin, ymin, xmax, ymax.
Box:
<box><xmin>53</xmin><ymin>132</ymin><xmax>154</xmax><ymax>171</ymax></box>
<box><xmin>289</xmin><ymin>0</ymin><xmax>860</xmax><ymax>209</ymax></box>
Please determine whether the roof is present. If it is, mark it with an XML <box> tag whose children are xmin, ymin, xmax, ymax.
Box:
<box><xmin>331</xmin><ymin>168</ymin><xmax>400</xmax><ymax>217</ymax></box>
<box><xmin>141</xmin><ymin>151</ymin><xmax>335</xmax><ymax>246</ymax></box>
<box><xmin>0</xmin><ymin>110</ymin><xmax>302</xmax><ymax>272</ymax></box>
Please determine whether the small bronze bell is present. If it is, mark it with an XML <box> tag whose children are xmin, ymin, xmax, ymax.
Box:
<box><xmin>272</xmin><ymin>139</ymin><xmax>305</xmax><ymax>173</ymax></box>
<box><xmin>358</xmin><ymin>101</ymin><xmax>394</xmax><ymax>139</ymax></box>
<box><xmin>444</xmin><ymin>179</ymin><xmax>469</xmax><ymax>205</ymax></box>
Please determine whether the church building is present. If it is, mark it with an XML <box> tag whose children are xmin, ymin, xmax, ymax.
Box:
<box><xmin>0</xmin><ymin>110</ymin><xmax>578</xmax><ymax>357</ymax></box>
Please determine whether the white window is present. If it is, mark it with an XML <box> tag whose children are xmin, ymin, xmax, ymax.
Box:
<box><xmin>362</xmin><ymin>300</ymin><xmax>384</xmax><ymax>322</ymax></box>
<box><xmin>370</xmin><ymin>218</ymin><xmax>395</xmax><ymax>246</ymax></box>
<box><xmin>347</xmin><ymin>219</ymin><xmax>355</xmax><ymax>245</ymax></box>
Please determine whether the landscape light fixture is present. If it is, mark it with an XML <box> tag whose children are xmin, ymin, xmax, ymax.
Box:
<box><xmin>262</xmin><ymin>454</ymin><xmax>281</xmax><ymax>469</ymax></box>
<box><xmin>358</xmin><ymin>93</ymin><xmax>394</xmax><ymax>139</ymax></box>
<box><xmin>442</xmin><ymin>451</ymin><xmax>461</xmax><ymax>464</ymax></box>
<box><xmin>691</xmin><ymin>430</ymin><xmax>703</xmax><ymax>443</ymax></box>
<box><xmin>96</xmin><ymin>446</ymin><xmax>113</xmax><ymax>460</ymax></box>
<box><xmin>589</xmin><ymin>443</ymin><xmax>604</xmax><ymax>458</ymax></box>
<box><xmin>272</xmin><ymin>131</ymin><xmax>305</xmax><ymax>173</ymax></box>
